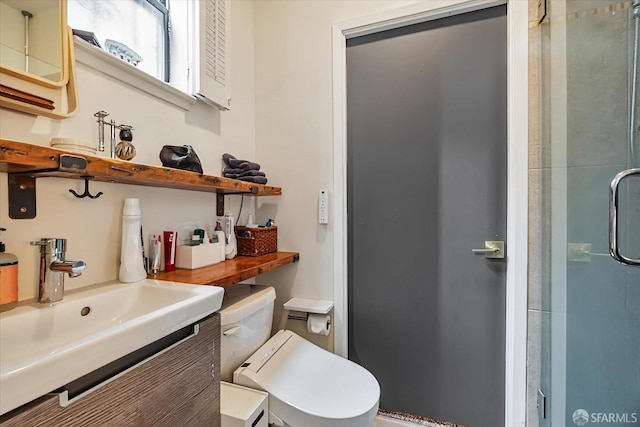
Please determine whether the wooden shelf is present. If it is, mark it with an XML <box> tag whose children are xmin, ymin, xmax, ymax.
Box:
<box><xmin>0</xmin><ymin>139</ymin><xmax>300</xmax><ymax>287</ymax></box>
<box><xmin>1</xmin><ymin>139</ymin><xmax>296</xmax><ymax>288</ymax></box>
<box><xmin>1</xmin><ymin>139</ymin><xmax>281</xmax><ymax>219</ymax></box>
<box><xmin>0</xmin><ymin>139</ymin><xmax>281</xmax><ymax>196</ymax></box>
<box><xmin>151</xmin><ymin>251</ymin><xmax>300</xmax><ymax>288</ymax></box>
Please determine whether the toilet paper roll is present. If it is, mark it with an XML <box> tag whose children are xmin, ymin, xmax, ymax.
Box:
<box><xmin>307</xmin><ymin>313</ymin><xmax>331</xmax><ymax>336</ymax></box>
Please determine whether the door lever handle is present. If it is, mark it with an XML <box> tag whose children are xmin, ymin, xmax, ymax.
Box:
<box><xmin>472</xmin><ymin>247</ymin><xmax>500</xmax><ymax>254</ymax></box>
<box><xmin>472</xmin><ymin>241</ymin><xmax>504</xmax><ymax>259</ymax></box>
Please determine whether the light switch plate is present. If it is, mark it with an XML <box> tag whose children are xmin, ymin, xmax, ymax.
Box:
<box><xmin>318</xmin><ymin>189</ymin><xmax>329</xmax><ymax>224</ymax></box>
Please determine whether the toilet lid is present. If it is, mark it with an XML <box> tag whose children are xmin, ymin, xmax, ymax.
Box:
<box><xmin>235</xmin><ymin>330</ymin><xmax>380</xmax><ymax>420</ymax></box>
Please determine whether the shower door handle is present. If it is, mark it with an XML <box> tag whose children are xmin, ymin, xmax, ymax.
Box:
<box><xmin>609</xmin><ymin>168</ymin><xmax>640</xmax><ymax>266</ymax></box>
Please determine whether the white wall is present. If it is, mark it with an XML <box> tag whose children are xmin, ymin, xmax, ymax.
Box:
<box><xmin>252</xmin><ymin>1</ymin><xmax>419</xmax><ymax>344</ymax></box>
<box><xmin>0</xmin><ymin>0</ymin><xmax>256</xmax><ymax>301</ymax></box>
<box><xmin>1</xmin><ymin>0</ymin><xmax>424</xmax><ymax>349</ymax></box>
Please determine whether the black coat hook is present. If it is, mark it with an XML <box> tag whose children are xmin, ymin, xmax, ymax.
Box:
<box><xmin>69</xmin><ymin>176</ymin><xmax>103</xmax><ymax>199</ymax></box>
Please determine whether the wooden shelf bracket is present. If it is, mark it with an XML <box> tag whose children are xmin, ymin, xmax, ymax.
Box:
<box><xmin>8</xmin><ymin>174</ymin><xmax>37</xmax><ymax>219</ymax></box>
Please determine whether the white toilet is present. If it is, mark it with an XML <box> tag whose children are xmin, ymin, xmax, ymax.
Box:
<box><xmin>219</xmin><ymin>284</ymin><xmax>380</xmax><ymax>427</ymax></box>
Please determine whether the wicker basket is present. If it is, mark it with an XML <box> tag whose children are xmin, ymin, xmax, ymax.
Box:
<box><xmin>235</xmin><ymin>226</ymin><xmax>277</xmax><ymax>256</ymax></box>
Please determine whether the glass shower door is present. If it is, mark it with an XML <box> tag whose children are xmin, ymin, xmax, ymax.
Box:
<box><xmin>543</xmin><ymin>1</ymin><xmax>640</xmax><ymax>426</ymax></box>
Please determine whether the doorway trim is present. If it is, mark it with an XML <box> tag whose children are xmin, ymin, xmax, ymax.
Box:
<box><xmin>331</xmin><ymin>1</ymin><xmax>528</xmax><ymax>426</ymax></box>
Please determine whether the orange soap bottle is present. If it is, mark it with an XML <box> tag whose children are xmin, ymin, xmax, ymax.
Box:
<box><xmin>0</xmin><ymin>228</ymin><xmax>18</xmax><ymax>312</ymax></box>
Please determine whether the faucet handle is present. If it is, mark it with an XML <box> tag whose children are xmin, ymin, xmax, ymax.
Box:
<box><xmin>30</xmin><ymin>238</ymin><xmax>66</xmax><ymax>254</ymax></box>
<box><xmin>30</xmin><ymin>238</ymin><xmax>55</xmax><ymax>247</ymax></box>
<box><xmin>30</xmin><ymin>238</ymin><xmax>53</xmax><ymax>244</ymax></box>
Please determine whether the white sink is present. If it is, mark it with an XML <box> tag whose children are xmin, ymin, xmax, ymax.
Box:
<box><xmin>0</xmin><ymin>279</ymin><xmax>224</xmax><ymax>415</ymax></box>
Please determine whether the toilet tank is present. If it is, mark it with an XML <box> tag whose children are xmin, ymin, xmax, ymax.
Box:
<box><xmin>219</xmin><ymin>284</ymin><xmax>276</xmax><ymax>382</ymax></box>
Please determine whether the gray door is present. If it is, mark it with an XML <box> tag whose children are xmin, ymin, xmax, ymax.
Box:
<box><xmin>347</xmin><ymin>5</ymin><xmax>507</xmax><ymax>427</ymax></box>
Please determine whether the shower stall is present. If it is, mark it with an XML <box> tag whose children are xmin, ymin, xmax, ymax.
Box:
<box><xmin>538</xmin><ymin>0</ymin><xmax>640</xmax><ymax>425</ymax></box>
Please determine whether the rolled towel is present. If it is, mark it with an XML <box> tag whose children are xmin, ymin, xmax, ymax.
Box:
<box><xmin>222</xmin><ymin>153</ymin><xmax>260</xmax><ymax>170</ymax></box>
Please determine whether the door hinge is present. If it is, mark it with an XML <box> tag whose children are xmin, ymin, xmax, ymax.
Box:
<box><xmin>537</xmin><ymin>0</ymin><xmax>547</xmax><ymax>24</ymax></box>
<box><xmin>537</xmin><ymin>388</ymin><xmax>547</xmax><ymax>419</ymax></box>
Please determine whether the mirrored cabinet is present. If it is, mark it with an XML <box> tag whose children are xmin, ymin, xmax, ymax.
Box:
<box><xmin>0</xmin><ymin>0</ymin><xmax>78</xmax><ymax>118</ymax></box>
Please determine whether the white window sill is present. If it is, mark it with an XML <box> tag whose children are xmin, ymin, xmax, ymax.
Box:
<box><xmin>73</xmin><ymin>37</ymin><xmax>197</xmax><ymax>111</ymax></box>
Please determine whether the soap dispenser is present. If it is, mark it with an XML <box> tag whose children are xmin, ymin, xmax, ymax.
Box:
<box><xmin>0</xmin><ymin>228</ymin><xmax>18</xmax><ymax>312</ymax></box>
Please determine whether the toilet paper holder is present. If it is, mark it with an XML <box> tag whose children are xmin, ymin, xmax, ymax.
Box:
<box><xmin>284</xmin><ymin>298</ymin><xmax>333</xmax><ymax>322</ymax></box>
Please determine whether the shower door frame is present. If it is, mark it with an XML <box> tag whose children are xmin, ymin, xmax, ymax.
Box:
<box><xmin>331</xmin><ymin>0</ymin><xmax>529</xmax><ymax>426</ymax></box>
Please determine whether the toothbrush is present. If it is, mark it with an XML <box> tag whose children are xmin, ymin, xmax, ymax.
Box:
<box><xmin>140</xmin><ymin>226</ymin><xmax>147</xmax><ymax>273</ymax></box>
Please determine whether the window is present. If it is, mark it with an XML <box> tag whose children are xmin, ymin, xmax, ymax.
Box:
<box><xmin>67</xmin><ymin>0</ymin><xmax>229</xmax><ymax>110</ymax></box>
<box><xmin>68</xmin><ymin>0</ymin><xmax>169</xmax><ymax>82</ymax></box>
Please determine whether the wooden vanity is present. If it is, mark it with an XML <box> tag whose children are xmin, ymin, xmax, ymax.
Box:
<box><xmin>0</xmin><ymin>314</ymin><xmax>221</xmax><ymax>426</ymax></box>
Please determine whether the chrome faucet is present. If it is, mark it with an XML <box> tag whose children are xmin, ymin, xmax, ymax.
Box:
<box><xmin>30</xmin><ymin>238</ymin><xmax>86</xmax><ymax>303</ymax></box>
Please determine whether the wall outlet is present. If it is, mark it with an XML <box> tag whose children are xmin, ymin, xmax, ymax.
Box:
<box><xmin>318</xmin><ymin>189</ymin><xmax>329</xmax><ymax>224</ymax></box>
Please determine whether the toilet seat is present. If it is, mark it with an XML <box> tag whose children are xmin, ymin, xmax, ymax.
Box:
<box><xmin>233</xmin><ymin>330</ymin><xmax>380</xmax><ymax>427</ymax></box>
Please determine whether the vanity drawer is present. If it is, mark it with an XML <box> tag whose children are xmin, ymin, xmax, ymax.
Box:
<box><xmin>0</xmin><ymin>314</ymin><xmax>221</xmax><ymax>427</ymax></box>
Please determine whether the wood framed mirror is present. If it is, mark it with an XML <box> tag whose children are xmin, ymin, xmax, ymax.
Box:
<box><xmin>0</xmin><ymin>0</ymin><xmax>78</xmax><ymax>119</ymax></box>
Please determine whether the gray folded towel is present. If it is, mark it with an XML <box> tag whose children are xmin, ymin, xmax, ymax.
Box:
<box><xmin>222</xmin><ymin>153</ymin><xmax>268</xmax><ymax>184</ymax></box>
<box><xmin>223</xmin><ymin>167</ymin><xmax>266</xmax><ymax>177</ymax></box>
<box><xmin>224</xmin><ymin>170</ymin><xmax>267</xmax><ymax>179</ymax></box>
<box><xmin>236</xmin><ymin>176</ymin><xmax>268</xmax><ymax>184</ymax></box>
<box><xmin>222</xmin><ymin>153</ymin><xmax>260</xmax><ymax>171</ymax></box>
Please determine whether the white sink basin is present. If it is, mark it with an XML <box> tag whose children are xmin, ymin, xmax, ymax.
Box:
<box><xmin>0</xmin><ymin>279</ymin><xmax>224</xmax><ymax>415</ymax></box>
